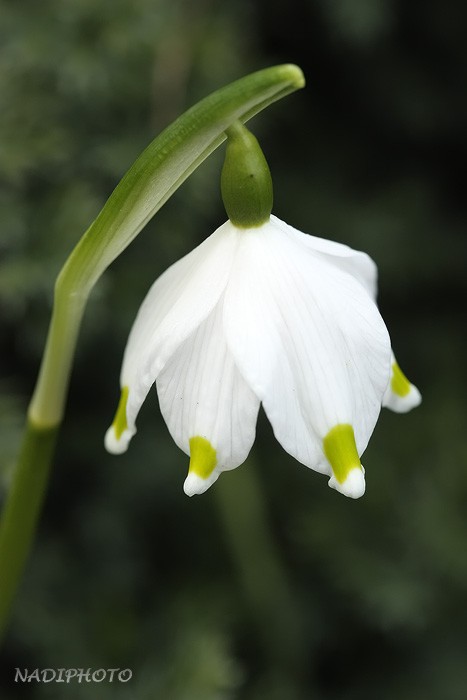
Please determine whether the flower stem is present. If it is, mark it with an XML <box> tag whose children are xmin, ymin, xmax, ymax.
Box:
<box><xmin>0</xmin><ymin>64</ymin><xmax>305</xmax><ymax>642</ymax></box>
<box><xmin>0</xmin><ymin>421</ymin><xmax>58</xmax><ymax>640</ymax></box>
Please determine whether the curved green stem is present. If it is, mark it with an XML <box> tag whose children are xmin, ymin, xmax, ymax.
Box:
<box><xmin>0</xmin><ymin>64</ymin><xmax>305</xmax><ymax>641</ymax></box>
<box><xmin>30</xmin><ymin>63</ymin><xmax>304</xmax><ymax>427</ymax></box>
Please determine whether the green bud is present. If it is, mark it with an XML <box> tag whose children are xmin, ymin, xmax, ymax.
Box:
<box><xmin>221</xmin><ymin>122</ymin><xmax>273</xmax><ymax>228</ymax></box>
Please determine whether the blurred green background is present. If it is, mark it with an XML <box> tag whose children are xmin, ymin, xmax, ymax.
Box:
<box><xmin>1</xmin><ymin>0</ymin><xmax>467</xmax><ymax>697</ymax></box>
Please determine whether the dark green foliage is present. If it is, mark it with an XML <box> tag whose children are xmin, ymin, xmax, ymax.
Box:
<box><xmin>1</xmin><ymin>0</ymin><xmax>467</xmax><ymax>697</ymax></box>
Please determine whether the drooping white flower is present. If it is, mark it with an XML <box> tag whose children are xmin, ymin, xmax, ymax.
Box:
<box><xmin>105</xmin><ymin>214</ymin><xmax>421</xmax><ymax>499</ymax></box>
<box><xmin>105</xmin><ymin>121</ymin><xmax>420</xmax><ymax>498</ymax></box>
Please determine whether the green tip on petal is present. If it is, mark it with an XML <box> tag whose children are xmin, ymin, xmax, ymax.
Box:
<box><xmin>323</xmin><ymin>424</ymin><xmax>365</xmax><ymax>499</ymax></box>
<box><xmin>114</xmin><ymin>386</ymin><xmax>130</xmax><ymax>439</ymax></box>
<box><xmin>184</xmin><ymin>436</ymin><xmax>218</xmax><ymax>496</ymax></box>
<box><xmin>188</xmin><ymin>436</ymin><xmax>217</xmax><ymax>478</ymax></box>
<box><xmin>104</xmin><ymin>386</ymin><xmax>134</xmax><ymax>454</ymax></box>
<box><xmin>383</xmin><ymin>359</ymin><xmax>421</xmax><ymax>413</ymax></box>
<box><xmin>390</xmin><ymin>361</ymin><xmax>411</xmax><ymax>397</ymax></box>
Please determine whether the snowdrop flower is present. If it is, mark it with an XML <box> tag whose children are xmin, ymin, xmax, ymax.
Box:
<box><xmin>105</xmin><ymin>123</ymin><xmax>420</xmax><ymax>498</ymax></box>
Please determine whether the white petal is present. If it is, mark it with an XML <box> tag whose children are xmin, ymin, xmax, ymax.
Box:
<box><xmin>106</xmin><ymin>221</ymin><xmax>240</xmax><ymax>453</ymax></box>
<box><xmin>104</xmin><ymin>424</ymin><xmax>134</xmax><ymax>454</ymax></box>
<box><xmin>274</xmin><ymin>216</ymin><xmax>422</xmax><ymax>415</ymax></box>
<box><xmin>271</xmin><ymin>214</ymin><xmax>378</xmax><ymax>298</ymax></box>
<box><xmin>223</xmin><ymin>219</ymin><xmax>391</xmax><ymax>495</ymax></box>
<box><xmin>104</xmin><ymin>386</ymin><xmax>136</xmax><ymax>455</ymax></box>
<box><xmin>328</xmin><ymin>465</ymin><xmax>366</xmax><ymax>499</ymax></box>
<box><xmin>383</xmin><ymin>353</ymin><xmax>422</xmax><ymax>413</ymax></box>
<box><xmin>156</xmin><ymin>297</ymin><xmax>260</xmax><ymax>495</ymax></box>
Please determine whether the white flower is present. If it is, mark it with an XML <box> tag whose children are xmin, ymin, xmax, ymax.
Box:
<box><xmin>105</xmin><ymin>215</ymin><xmax>421</xmax><ymax>498</ymax></box>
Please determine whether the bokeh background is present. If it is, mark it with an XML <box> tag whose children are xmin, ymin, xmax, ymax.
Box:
<box><xmin>1</xmin><ymin>0</ymin><xmax>467</xmax><ymax>697</ymax></box>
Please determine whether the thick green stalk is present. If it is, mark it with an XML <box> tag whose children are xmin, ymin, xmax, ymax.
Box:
<box><xmin>0</xmin><ymin>422</ymin><xmax>58</xmax><ymax>639</ymax></box>
<box><xmin>0</xmin><ymin>64</ymin><xmax>305</xmax><ymax>640</ymax></box>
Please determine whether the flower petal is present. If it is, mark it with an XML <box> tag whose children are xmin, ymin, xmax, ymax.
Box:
<box><xmin>156</xmin><ymin>297</ymin><xmax>260</xmax><ymax>495</ymax></box>
<box><xmin>271</xmin><ymin>214</ymin><xmax>378</xmax><ymax>298</ymax></box>
<box><xmin>274</xmin><ymin>216</ymin><xmax>422</xmax><ymax>415</ymax></box>
<box><xmin>105</xmin><ymin>221</ymin><xmax>240</xmax><ymax>453</ymax></box>
<box><xmin>104</xmin><ymin>385</ymin><xmax>134</xmax><ymax>454</ymax></box>
<box><xmin>223</xmin><ymin>219</ymin><xmax>391</xmax><ymax>496</ymax></box>
<box><xmin>383</xmin><ymin>354</ymin><xmax>422</xmax><ymax>413</ymax></box>
<box><xmin>324</xmin><ymin>423</ymin><xmax>366</xmax><ymax>499</ymax></box>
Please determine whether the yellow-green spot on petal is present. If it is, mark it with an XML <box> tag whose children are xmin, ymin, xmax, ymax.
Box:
<box><xmin>323</xmin><ymin>424</ymin><xmax>361</xmax><ymax>484</ymax></box>
<box><xmin>189</xmin><ymin>436</ymin><xmax>217</xmax><ymax>479</ymax></box>
<box><xmin>390</xmin><ymin>361</ymin><xmax>411</xmax><ymax>397</ymax></box>
<box><xmin>113</xmin><ymin>386</ymin><xmax>129</xmax><ymax>440</ymax></box>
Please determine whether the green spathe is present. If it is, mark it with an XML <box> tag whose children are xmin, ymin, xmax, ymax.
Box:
<box><xmin>221</xmin><ymin>122</ymin><xmax>273</xmax><ymax>227</ymax></box>
<box><xmin>29</xmin><ymin>63</ymin><xmax>305</xmax><ymax>429</ymax></box>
